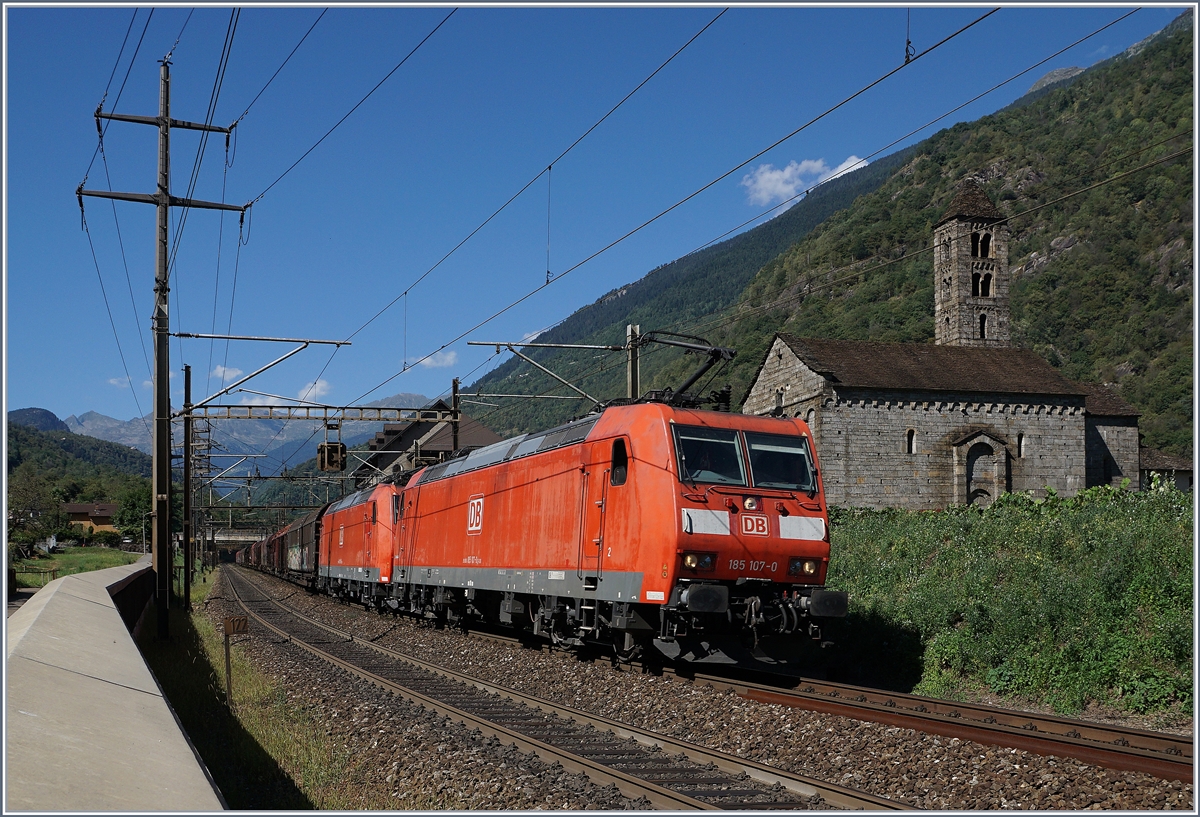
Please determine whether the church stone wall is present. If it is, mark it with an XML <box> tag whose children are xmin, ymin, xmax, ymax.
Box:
<box><xmin>741</xmin><ymin>338</ymin><xmax>830</xmax><ymax>418</ymax></box>
<box><xmin>751</xmin><ymin>385</ymin><xmax>1087</xmax><ymax>510</ymax></box>
<box><xmin>1086</xmin><ymin>417</ymin><xmax>1141</xmax><ymax>490</ymax></box>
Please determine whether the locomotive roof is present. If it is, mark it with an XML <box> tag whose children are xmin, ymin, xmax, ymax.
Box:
<box><xmin>412</xmin><ymin>412</ymin><xmax>603</xmax><ymax>486</ymax></box>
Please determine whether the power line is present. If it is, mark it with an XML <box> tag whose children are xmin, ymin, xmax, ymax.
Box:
<box><xmin>231</xmin><ymin>8</ymin><xmax>327</xmax><ymax>127</ymax></box>
<box><xmin>350</xmin><ymin>7</ymin><xmax>999</xmax><ymax>406</ymax></box>
<box><xmin>247</xmin><ymin>8</ymin><xmax>457</xmax><ymax>207</ymax></box>
<box><xmin>82</xmin><ymin>9</ymin><xmax>154</xmax><ymax>186</ymax></box>
<box><xmin>345</xmin><ymin>8</ymin><xmax>729</xmax><ymax>345</ymax></box>
<box><xmin>80</xmin><ymin>211</ymin><xmax>152</xmax><ymax>439</ymax></box>
<box><xmin>262</xmin><ymin>8</ymin><xmax>724</xmax><ymax>473</ymax></box>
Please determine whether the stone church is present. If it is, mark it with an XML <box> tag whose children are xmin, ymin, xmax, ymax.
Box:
<box><xmin>741</xmin><ymin>181</ymin><xmax>1141</xmax><ymax>510</ymax></box>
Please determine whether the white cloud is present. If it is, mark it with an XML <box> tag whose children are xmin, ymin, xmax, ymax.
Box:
<box><xmin>142</xmin><ymin>380</ymin><xmax>152</xmax><ymax>389</ymax></box>
<box><xmin>211</xmin><ymin>365</ymin><xmax>243</xmax><ymax>381</ymax></box>
<box><xmin>298</xmin><ymin>379</ymin><xmax>331</xmax><ymax>401</ymax></box>
<box><xmin>108</xmin><ymin>377</ymin><xmax>129</xmax><ymax>388</ymax></box>
<box><xmin>420</xmin><ymin>350</ymin><xmax>458</xmax><ymax>369</ymax></box>
<box><xmin>740</xmin><ymin>156</ymin><xmax>868</xmax><ymax>206</ymax></box>
<box><xmin>238</xmin><ymin>392</ymin><xmax>275</xmax><ymax>406</ymax></box>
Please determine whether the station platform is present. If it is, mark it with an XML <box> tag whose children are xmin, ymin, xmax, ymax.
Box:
<box><xmin>5</xmin><ymin>558</ymin><xmax>225</xmax><ymax>812</ymax></box>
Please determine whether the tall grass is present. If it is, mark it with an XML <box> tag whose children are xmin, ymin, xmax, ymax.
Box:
<box><xmin>826</xmin><ymin>481</ymin><xmax>1193</xmax><ymax>715</ymax></box>
<box><xmin>137</xmin><ymin>572</ymin><xmax>361</xmax><ymax>809</ymax></box>
<box><xmin>12</xmin><ymin>546</ymin><xmax>140</xmax><ymax>587</ymax></box>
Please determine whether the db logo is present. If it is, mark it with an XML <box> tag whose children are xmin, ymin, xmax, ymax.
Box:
<box><xmin>467</xmin><ymin>495</ymin><xmax>484</xmax><ymax>535</ymax></box>
<box><xmin>740</xmin><ymin>514</ymin><xmax>769</xmax><ymax>536</ymax></box>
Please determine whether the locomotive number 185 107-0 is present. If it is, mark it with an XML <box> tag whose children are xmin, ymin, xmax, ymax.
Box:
<box><xmin>728</xmin><ymin>559</ymin><xmax>777</xmax><ymax>572</ymax></box>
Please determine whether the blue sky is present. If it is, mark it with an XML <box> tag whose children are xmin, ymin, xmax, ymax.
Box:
<box><xmin>4</xmin><ymin>4</ymin><xmax>1187</xmax><ymax>426</ymax></box>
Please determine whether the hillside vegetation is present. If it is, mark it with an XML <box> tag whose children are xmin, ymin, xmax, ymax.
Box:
<box><xmin>468</xmin><ymin>16</ymin><xmax>1193</xmax><ymax>459</ymax></box>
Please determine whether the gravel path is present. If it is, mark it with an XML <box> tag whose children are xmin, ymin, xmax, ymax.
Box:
<box><xmin>218</xmin><ymin>568</ymin><xmax>1194</xmax><ymax>810</ymax></box>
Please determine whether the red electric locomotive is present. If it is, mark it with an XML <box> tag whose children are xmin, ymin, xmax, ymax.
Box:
<box><xmin>289</xmin><ymin>400</ymin><xmax>846</xmax><ymax>664</ymax></box>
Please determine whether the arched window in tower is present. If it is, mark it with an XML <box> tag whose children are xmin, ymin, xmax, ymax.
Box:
<box><xmin>981</xmin><ymin>273</ymin><xmax>992</xmax><ymax>297</ymax></box>
<box><xmin>905</xmin><ymin>429</ymin><xmax>916</xmax><ymax>455</ymax></box>
<box><xmin>979</xmin><ymin>313</ymin><xmax>988</xmax><ymax>339</ymax></box>
<box><xmin>980</xmin><ymin>232</ymin><xmax>992</xmax><ymax>258</ymax></box>
<box><xmin>944</xmin><ymin>277</ymin><xmax>951</xmax><ymax>294</ymax></box>
<box><xmin>971</xmin><ymin>232</ymin><xmax>981</xmax><ymax>257</ymax></box>
<box><xmin>972</xmin><ymin>272</ymin><xmax>981</xmax><ymax>296</ymax></box>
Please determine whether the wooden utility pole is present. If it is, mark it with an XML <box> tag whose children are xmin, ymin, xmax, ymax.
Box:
<box><xmin>183</xmin><ymin>364</ymin><xmax>193</xmax><ymax>611</ymax></box>
<box><xmin>627</xmin><ymin>324</ymin><xmax>641</xmax><ymax>400</ymax></box>
<box><xmin>79</xmin><ymin>60</ymin><xmax>244</xmax><ymax>639</ymax></box>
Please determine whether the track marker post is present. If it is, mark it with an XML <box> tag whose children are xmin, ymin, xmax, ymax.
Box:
<box><xmin>223</xmin><ymin>616</ymin><xmax>248</xmax><ymax>710</ymax></box>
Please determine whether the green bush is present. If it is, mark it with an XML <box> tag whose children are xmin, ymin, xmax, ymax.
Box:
<box><xmin>828</xmin><ymin>483</ymin><xmax>1193</xmax><ymax>714</ymax></box>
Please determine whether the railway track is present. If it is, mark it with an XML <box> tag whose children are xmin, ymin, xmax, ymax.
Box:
<box><xmin>225</xmin><ymin>567</ymin><xmax>910</xmax><ymax>811</ymax></box>
<box><xmin>669</xmin><ymin>670</ymin><xmax>1193</xmax><ymax>783</ymax></box>
<box><xmin>423</xmin><ymin>605</ymin><xmax>1193</xmax><ymax>783</ymax></box>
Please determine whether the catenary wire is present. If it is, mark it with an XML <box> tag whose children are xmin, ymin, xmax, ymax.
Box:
<box><xmin>350</xmin><ymin>8</ymin><xmax>999</xmax><ymax>406</ymax></box>
<box><xmin>249</xmin><ymin>8</ymin><xmax>720</xmax><ymax>471</ymax></box>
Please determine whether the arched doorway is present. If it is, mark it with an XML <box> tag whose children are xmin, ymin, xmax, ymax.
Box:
<box><xmin>966</xmin><ymin>441</ymin><xmax>996</xmax><ymax>506</ymax></box>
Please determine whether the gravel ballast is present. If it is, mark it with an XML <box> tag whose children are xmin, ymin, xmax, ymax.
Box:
<box><xmin>215</xmin><ymin>568</ymin><xmax>1194</xmax><ymax>810</ymax></box>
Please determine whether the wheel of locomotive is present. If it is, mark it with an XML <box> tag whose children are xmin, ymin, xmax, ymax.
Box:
<box><xmin>612</xmin><ymin>631</ymin><xmax>642</xmax><ymax>663</ymax></box>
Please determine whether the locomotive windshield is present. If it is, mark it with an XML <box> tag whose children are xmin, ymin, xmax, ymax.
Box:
<box><xmin>673</xmin><ymin>426</ymin><xmax>747</xmax><ymax>486</ymax></box>
<box><xmin>745</xmin><ymin>431</ymin><xmax>816</xmax><ymax>492</ymax></box>
<box><xmin>673</xmin><ymin>425</ymin><xmax>816</xmax><ymax>492</ymax></box>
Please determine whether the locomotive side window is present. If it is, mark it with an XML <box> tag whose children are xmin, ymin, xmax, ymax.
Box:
<box><xmin>745</xmin><ymin>432</ymin><xmax>816</xmax><ymax>492</ymax></box>
<box><xmin>611</xmin><ymin>438</ymin><xmax>629</xmax><ymax>486</ymax></box>
<box><xmin>674</xmin><ymin>426</ymin><xmax>746</xmax><ymax>486</ymax></box>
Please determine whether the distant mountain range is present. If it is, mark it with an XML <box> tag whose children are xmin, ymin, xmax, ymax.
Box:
<box><xmin>12</xmin><ymin>391</ymin><xmax>430</xmax><ymax>474</ymax></box>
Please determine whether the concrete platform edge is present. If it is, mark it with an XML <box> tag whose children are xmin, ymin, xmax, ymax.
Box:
<box><xmin>5</xmin><ymin>560</ymin><xmax>226</xmax><ymax>812</ymax></box>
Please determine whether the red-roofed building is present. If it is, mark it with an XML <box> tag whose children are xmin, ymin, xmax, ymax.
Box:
<box><xmin>61</xmin><ymin>503</ymin><xmax>119</xmax><ymax>533</ymax></box>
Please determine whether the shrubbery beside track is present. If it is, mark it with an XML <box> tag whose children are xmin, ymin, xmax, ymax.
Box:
<box><xmin>827</xmin><ymin>481</ymin><xmax>1192</xmax><ymax>715</ymax></box>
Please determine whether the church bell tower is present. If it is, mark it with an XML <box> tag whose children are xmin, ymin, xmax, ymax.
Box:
<box><xmin>933</xmin><ymin>180</ymin><xmax>1010</xmax><ymax>347</ymax></box>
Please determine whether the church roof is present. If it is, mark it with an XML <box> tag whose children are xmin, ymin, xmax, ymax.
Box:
<box><xmin>936</xmin><ymin>179</ymin><xmax>1004</xmax><ymax>226</ymax></box>
<box><xmin>1076</xmin><ymin>382</ymin><xmax>1140</xmax><ymax>417</ymax></box>
<box><xmin>774</xmin><ymin>334</ymin><xmax>1087</xmax><ymax>397</ymax></box>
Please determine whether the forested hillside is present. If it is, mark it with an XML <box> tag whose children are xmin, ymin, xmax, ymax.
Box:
<box><xmin>468</xmin><ymin>13</ymin><xmax>1193</xmax><ymax>458</ymax></box>
<box><xmin>6</xmin><ymin>420</ymin><xmax>154</xmax><ymax>546</ymax></box>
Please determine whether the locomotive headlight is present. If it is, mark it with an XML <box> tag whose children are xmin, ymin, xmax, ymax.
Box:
<box><xmin>788</xmin><ymin>557</ymin><xmax>819</xmax><ymax>577</ymax></box>
<box><xmin>682</xmin><ymin>552</ymin><xmax>716</xmax><ymax>571</ymax></box>
<box><xmin>743</xmin><ymin>496</ymin><xmax>759</xmax><ymax>511</ymax></box>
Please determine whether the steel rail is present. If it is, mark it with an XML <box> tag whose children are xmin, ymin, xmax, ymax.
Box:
<box><xmin>691</xmin><ymin>674</ymin><xmax>1193</xmax><ymax>783</ymax></box>
<box><xmin>224</xmin><ymin>572</ymin><xmax>716</xmax><ymax>810</ymax></box>
<box><xmin>227</xmin><ymin>568</ymin><xmax>911</xmax><ymax>811</ymax></box>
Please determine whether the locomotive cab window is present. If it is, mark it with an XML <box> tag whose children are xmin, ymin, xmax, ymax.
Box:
<box><xmin>673</xmin><ymin>426</ymin><xmax>746</xmax><ymax>486</ymax></box>
<box><xmin>745</xmin><ymin>432</ymin><xmax>816</xmax><ymax>492</ymax></box>
<box><xmin>611</xmin><ymin>438</ymin><xmax>629</xmax><ymax>486</ymax></box>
